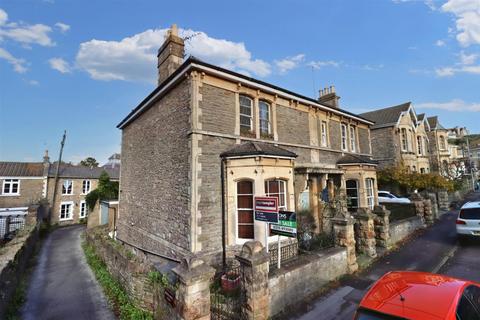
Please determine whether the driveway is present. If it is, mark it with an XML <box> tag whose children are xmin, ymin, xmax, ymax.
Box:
<box><xmin>21</xmin><ymin>225</ymin><xmax>116</xmax><ymax>320</ymax></box>
<box><xmin>287</xmin><ymin>191</ymin><xmax>480</xmax><ymax>320</ymax></box>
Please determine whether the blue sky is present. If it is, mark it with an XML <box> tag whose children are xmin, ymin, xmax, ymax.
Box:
<box><xmin>0</xmin><ymin>0</ymin><xmax>479</xmax><ymax>164</ymax></box>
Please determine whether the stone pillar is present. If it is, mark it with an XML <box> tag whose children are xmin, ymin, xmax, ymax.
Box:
<box><xmin>437</xmin><ymin>190</ymin><xmax>449</xmax><ymax>211</ymax></box>
<box><xmin>426</xmin><ymin>193</ymin><xmax>439</xmax><ymax>219</ymax></box>
<box><xmin>410</xmin><ymin>193</ymin><xmax>425</xmax><ymax>224</ymax></box>
<box><xmin>423</xmin><ymin>199</ymin><xmax>434</xmax><ymax>226</ymax></box>
<box><xmin>26</xmin><ymin>205</ymin><xmax>38</xmax><ymax>227</ymax></box>
<box><xmin>373</xmin><ymin>205</ymin><xmax>391</xmax><ymax>249</ymax></box>
<box><xmin>236</xmin><ymin>241</ymin><xmax>270</xmax><ymax>320</ymax></box>
<box><xmin>172</xmin><ymin>256</ymin><xmax>215</xmax><ymax>320</ymax></box>
<box><xmin>309</xmin><ymin>176</ymin><xmax>321</xmax><ymax>234</ymax></box>
<box><xmin>354</xmin><ymin>209</ymin><xmax>377</xmax><ymax>258</ymax></box>
<box><xmin>332</xmin><ymin>217</ymin><xmax>358</xmax><ymax>273</ymax></box>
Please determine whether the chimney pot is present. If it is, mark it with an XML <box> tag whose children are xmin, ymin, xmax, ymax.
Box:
<box><xmin>157</xmin><ymin>24</ymin><xmax>185</xmax><ymax>85</ymax></box>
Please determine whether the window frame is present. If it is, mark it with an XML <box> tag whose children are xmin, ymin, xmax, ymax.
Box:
<box><xmin>401</xmin><ymin>128</ymin><xmax>408</xmax><ymax>151</ymax></box>
<box><xmin>2</xmin><ymin>179</ymin><xmax>20</xmax><ymax>196</ymax></box>
<box><xmin>236</xmin><ymin>180</ymin><xmax>255</xmax><ymax>242</ymax></box>
<box><xmin>264</xmin><ymin>179</ymin><xmax>288</xmax><ymax>211</ymax></box>
<box><xmin>346</xmin><ymin>179</ymin><xmax>359</xmax><ymax>211</ymax></box>
<box><xmin>440</xmin><ymin>135</ymin><xmax>446</xmax><ymax>150</ymax></box>
<box><xmin>62</xmin><ymin>179</ymin><xmax>73</xmax><ymax>195</ymax></box>
<box><xmin>82</xmin><ymin>180</ymin><xmax>91</xmax><ymax>195</ymax></box>
<box><xmin>320</xmin><ymin>121</ymin><xmax>328</xmax><ymax>147</ymax></box>
<box><xmin>59</xmin><ymin>201</ymin><xmax>74</xmax><ymax>221</ymax></box>
<box><xmin>80</xmin><ymin>200</ymin><xmax>88</xmax><ymax>218</ymax></box>
<box><xmin>349</xmin><ymin>126</ymin><xmax>357</xmax><ymax>152</ymax></box>
<box><xmin>365</xmin><ymin>178</ymin><xmax>375</xmax><ymax>210</ymax></box>
<box><xmin>259</xmin><ymin>100</ymin><xmax>271</xmax><ymax>136</ymax></box>
<box><xmin>417</xmin><ymin>136</ymin><xmax>423</xmax><ymax>155</ymax></box>
<box><xmin>341</xmin><ymin>123</ymin><xmax>348</xmax><ymax>151</ymax></box>
<box><xmin>239</xmin><ymin>95</ymin><xmax>253</xmax><ymax>133</ymax></box>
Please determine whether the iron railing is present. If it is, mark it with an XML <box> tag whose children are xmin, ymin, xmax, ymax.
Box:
<box><xmin>210</xmin><ymin>262</ymin><xmax>246</xmax><ymax>320</ymax></box>
<box><xmin>268</xmin><ymin>241</ymin><xmax>299</xmax><ymax>272</ymax></box>
<box><xmin>0</xmin><ymin>214</ymin><xmax>27</xmax><ymax>241</ymax></box>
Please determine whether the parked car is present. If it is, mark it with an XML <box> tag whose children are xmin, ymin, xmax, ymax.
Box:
<box><xmin>456</xmin><ymin>201</ymin><xmax>480</xmax><ymax>241</ymax></box>
<box><xmin>355</xmin><ymin>271</ymin><xmax>480</xmax><ymax>319</ymax></box>
<box><xmin>378</xmin><ymin>191</ymin><xmax>411</xmax><ymax>204</ymax></box>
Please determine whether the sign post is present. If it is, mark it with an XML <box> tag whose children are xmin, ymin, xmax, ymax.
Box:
<box><xmin>270</xmin><ymin>211</ymin><xmax>297</xmax><ymax>269</ymax></box>
<box><xmin>254</xmin><ymin>197</ymin><xmax>278</xmax><ymax>253</ymax></box>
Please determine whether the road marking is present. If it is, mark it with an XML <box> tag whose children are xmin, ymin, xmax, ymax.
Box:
<box><xmin>432</xmin><ymin>245</ymin><xmax>458</xmax><ymax>274</ymax></box>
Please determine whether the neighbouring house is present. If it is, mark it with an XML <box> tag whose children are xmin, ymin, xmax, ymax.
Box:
<box><xmin>0</xmin><ymin>151</ymin><xmax>120</xmax><ymax>225</ymax></box>
<box><xmin>102</xmin><ymin>153</ymin><xmax>121</xmax><ymax>170</ymax></box>
<box><xmin>360</xmin><ymin>102</ymin><xmax>431</xmax><ymax>173</ymax></box>
<box><xmin>426</xmin><ymin>116</ymin><xmax>452</xmax><ymax>174</ymax></box>
<box><xmin>116</xmin><ymin>25</ymin><xmax>379</xmax><ymax>265</ymax></box>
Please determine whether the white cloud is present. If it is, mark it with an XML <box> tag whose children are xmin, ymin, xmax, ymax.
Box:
<box><xmin>55</xmin><ymin>22</ymin><xmax>70</xmax><ymax>33</ymax></box>
<box><xmin>308</xmin><ymin>60</ymin><xmax>340</xmax><ymax>69</ymax></box>
<box><xmin>392</xmin><ymin>0</ymin><xmax>436</xmax><ymax>10</ymax></box>
<box><xmin>274</xmin><ymin>54</ymin><xmax>305</xmax><ymax>74</ymax></box>
<box><xmin>435</xmin><ymin>66</ymin><xmax>456</xmax><ymax>76</ymax></box>
<box><xmin>436</xmin><ymin>40</ymin><xmax>446</xmax><ymax>46</ymax></box>
<box><xmin>48</xmin><ymin>57</ymin><xmax>71</xmax><ymax>73</ymax></box>
<box><xmin>0</xmin><ymin>47</ymin><xmax>27</xmax><ymax>73</ymax></box>
<box><xmin>0</xmin><ymin>8</ymin><xmax>54</xmax><ymax>47</ymax></box>
<box><xmin>416</xmin><ymin>99</ymin><xmax>480</xmax><ymax>112</ymax></box>
<box><xmin>459</xmin><ymin>50</ymin><xmax>478</xmax><ymax>65</ymax></box>
<box><xmin>361</xmin><ymin>63</ymin><xmax>384</xmax><ymax>71</ymax></box>
<box><xmin>442</xmin><ymin>0</ymin><xmax>480</xmax><ymax>47</ymax></box>
<box><xmin>75</xmin><ymin>27</ymin><xmax>271</xmax><ymax>83</ymax></box>
<box><xmin>27</xmin><ymin>79</ymin><xmax>39</xmax><ymax>85</ymax></box>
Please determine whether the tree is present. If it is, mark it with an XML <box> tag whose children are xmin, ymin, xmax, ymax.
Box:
<box><xmin>85</xmin><ymin>171</ymin><xmax>119</xmax><ymax>210</ymax></box>
<box><xmin>80</xmin><ymin>157</ymin><xmax>99</xmax><ymax>167</ymax></box>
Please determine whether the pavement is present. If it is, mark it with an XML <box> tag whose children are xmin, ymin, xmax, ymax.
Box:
<box><xmin>21</xmin><ymin>225</ymin><xmax>116</xmax><ymax>320</ymax></box>
<box><xmin>287</xmin><ymin>191</ymin><xmax>480</xmax><ymax>320</ymax></box>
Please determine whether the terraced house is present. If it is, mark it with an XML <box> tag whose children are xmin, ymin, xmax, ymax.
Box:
<box><xmin>117</xmin><ymin>25</ymin><xmax>379</xmax><ymax>264</ymax></box>
<box><xmin>360</xmin><ymin>102</ymin><xmax>431</xmax><ymax>173</ymax></box>
<box><xmin>0</xmin><ymin>152</ymin><xmax>119</xmax><ymax>225</ymax></box>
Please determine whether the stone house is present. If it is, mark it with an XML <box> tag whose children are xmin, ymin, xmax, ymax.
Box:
<box><xmin>116</xmin><ymin>25</ymin><xmax>379</xmax><ymax>264</ymax></box>
<box><xmin>360</xmin><ymin>102</ymin><xmax>431</xmax><ymax>173</ymax></box>
<box><xmin>0</xmin><ymin>152</ymin><xmax>119</xmax><ymax>225</ymax></box>
<box><xmin>426</xmin><ymin>116</ymin><xmax>455</xmax><ymax>173</ymax></box>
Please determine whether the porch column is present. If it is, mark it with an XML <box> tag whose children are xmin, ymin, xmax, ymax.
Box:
<box><xmin>309</xmin><ymin>175</ymin><xmax>321</xmax><ymax>234</ymax></box>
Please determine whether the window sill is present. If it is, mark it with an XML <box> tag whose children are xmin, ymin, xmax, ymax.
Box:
<box><xmin>59</xmin><ymin>217</ymin><xmax>73</xmax><ymax>221</ymax></box>
<box><xmin>62</xmin><ymin>194</ymin><xmax>74</xmax><ymax>196</ymax></box>
<box><xmin>0</xmin><ymin>194</ymin><xmax>20</xmax><ymax>197</ymax></box>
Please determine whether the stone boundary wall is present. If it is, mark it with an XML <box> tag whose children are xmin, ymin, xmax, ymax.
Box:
<box><xmin>389</xmin><ymin>216</ymin><xmax>424</xmax><ymax>245</ymax></box>
<box><xmin>268</xmin><ymin>247</ymin><xmax>348</xmax><ymax>317</ymax></box>
<box><xmin>0</xmin><ymin>206</ymin><xmax>40</xmax><ymax>316</ymax></box>
<box><xmin>85</xmin><ymin>227</ymin><xmax>156</xmax><ymax>311</ymax></box>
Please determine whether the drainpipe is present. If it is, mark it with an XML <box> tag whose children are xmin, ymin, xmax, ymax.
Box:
<box><xmin>220</xmin><ymin>157</ymin><xmax>227</xmax><ymax>269</ymax></box>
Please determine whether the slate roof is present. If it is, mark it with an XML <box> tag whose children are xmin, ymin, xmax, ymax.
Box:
<box><xmin>417</xmin><ymin>113</ymin><xmax>425</xmax><ymax>121</ymax></box>
<box><xmin>0</xmin><ymin>162</ymin><xmax>45</xmax><ymax>177</ymax></box>
<box><xmin>337</xmin><ymin>154</ymin><xmax>378</xmax><ymax>166</ymax></box>
<box><xmin>359</xmin><ymin>102</ymin><xmax>411</xmax><ymax>129</ymax></box>
<box><xmin>117</xmin><ymin>56</ymin><xmax>374</xmax><ymax>129</ymax></box>
<box><xmin>427</xmin><ymin>116</ymin><xmax>446</xmax><ymax>130</ymax></box>
<box><xmin>48</xmin><ymin>164</ymin><xmax>120</xmax><ymax>180</ymax></box>
<box><xmin>220</xmin><ymin>142</ymin><xmax>297</xmax><ymax>158</ymax></box>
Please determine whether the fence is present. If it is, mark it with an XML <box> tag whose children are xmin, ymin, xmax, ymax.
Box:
<box><xmin>210</xmin><ymin>262</ymin><xmax>246</xmax><ymax>320</ymax></box>
<box><xmin>383</xmin><ymin>203</ymin><xmax>417</xmax><ymax>222</ymax></box>
<box><xmin>0</xmin><ymin>213</ymin><xmax>27</xmax><ymax>240</ymax></box>
<box><xmin>268</xmin><ymin>241</ymin><xmax>299</xmax><ymax>272</ymax></box>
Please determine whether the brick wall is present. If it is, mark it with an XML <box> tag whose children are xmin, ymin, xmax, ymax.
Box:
<box><xmin>358</xmin><ymin>127</ymin><xmax>370</xmax><ymax>154</ymax></box>
<box><xmin>199</xmin><ymin>84</ymin><xmax>236</xmax><ymax>135</ymax></box>
<box><xmin>276</xmin><ymin>105</ymin><xmax>310</xmax><ymax>145</ymax></box>
<box><xmin>329</xmin><ymin>121</ymin><xmax>341</xmax><ymax>150</ymax></box>
<box><xmin>0</xmin><ymin>178</ymin><xmax>44</xmax><ymax>208</ymax></box>
<box><xmin>118</xmin><ymin>78</ymin><xmax>192</xmax><ymax>259</ymax></box>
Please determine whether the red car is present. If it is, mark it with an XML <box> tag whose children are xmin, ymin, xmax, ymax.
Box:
<box><xmin>355</xmin><ymin>271</ymin><xmax>480</xmax><ymax>319</ymax></box>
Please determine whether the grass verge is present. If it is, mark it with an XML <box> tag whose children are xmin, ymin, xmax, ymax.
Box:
<box><xmin>82</xmin><ymin>241</ymin><xmax>153</xmax><ymax>320</ymax></box>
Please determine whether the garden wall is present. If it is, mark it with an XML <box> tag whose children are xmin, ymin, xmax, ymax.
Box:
<box><xmin>268</xmin><ymin>247</ymin><xmax>348</xmax><ymax>316</ymax></box>
<box><xmin>389</xmin><ymin>216</ymin><xmax>424</xmax><ymax>245</ymax></box>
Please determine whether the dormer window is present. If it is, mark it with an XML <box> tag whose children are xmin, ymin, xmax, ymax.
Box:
<box><xmin>239</xmin><ymin>95</ymin><xmax>253</xmax><ymax>133</ymax></box>
<box><xmin>62</xmin><ymin>180</ymin><xmax>73</xmax><ymax>195</ymax></box>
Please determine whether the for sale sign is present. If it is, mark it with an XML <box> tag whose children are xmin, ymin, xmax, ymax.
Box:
<box><xmin>271</xmin><ymin>211</ymin><xmax>297</xmax><ymax>237</ymax></box>
<box><xmin>254</xmin><ymin>197</ymin><xmax>278</xmax><ymax>223</ymax></box>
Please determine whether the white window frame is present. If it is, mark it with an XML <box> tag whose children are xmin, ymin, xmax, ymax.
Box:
<box><xmin>321</xmin><ymin>121</ymin><xmax>328</xmax><ymax>147</ymax></box>
<box><xmin>239</xmin><ymin>95</ymin><xmax>253</xmax><ymax>133</ymax></box>
<box><xmin>59</xmin><ymin>201</ymin><xmax>74</xmax><ymax>221</ymax></box>
<box><xmin>80</xmin><ymin>200</ymin><xmax>88</xmax><ymax>218</ymax></box>
<box><xmin>365</xmin><ymin>178</ymin><xmax>375</xmax><ymax>210</ymax></box>
<box><xmin>259</xmin><ymin>100</ymin><xmax>271</xmax><ymax>136</ymax></box>
<box><xmin>62</xmin><ymin>180</ymin><xmax>73</xmax><ymax>195</ymax></box>
<box><xmin>341</xmin><ymin>123</ymin><xmax>348</xmax><ymax>151</ymax></box>
<box><xmin>440</xmin><ymin>135</ymin><xmax>446</xmax><ymax>150</ymax></box>
<box><xmin>82</xmin><ymin>180</ymin><xmax>91</xmax><ymax>194</ymax></box>
<box><xmin>265</xmin><ymin>179</ymin><xmax>287</xmax><ymax>210</ymax></box>
<box><xmin>2</xmin><ymin>179</ymin><xmax>20</xmax><ymax>196</ymax></box>
<box><xmin>349</xmin><ymin>126</ymin><xmax>356</xmax><ymax>152</ymax></box>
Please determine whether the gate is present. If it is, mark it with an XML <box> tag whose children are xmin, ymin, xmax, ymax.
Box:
<box><xmin>210</xmin><ymin>262</ymin><xmax>246</xmax><ymax>320</ymax></box>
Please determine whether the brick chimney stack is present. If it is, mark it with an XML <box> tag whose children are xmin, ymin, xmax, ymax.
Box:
<box><xmin>157</xmin><ymin>24</ymin><xmax>185</xmax><ymax>86</ymax></box>
<box><xmin>318</xmin><ymin>85</ymin><xmax>340</xmax><ymax>109</ymax></box>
